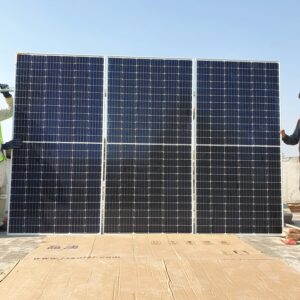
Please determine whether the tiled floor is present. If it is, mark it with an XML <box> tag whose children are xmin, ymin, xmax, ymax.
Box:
<box><xmin>241</xmin><ymin>213</ymin><xmax>300</xmax><ymax>273</ymax></box>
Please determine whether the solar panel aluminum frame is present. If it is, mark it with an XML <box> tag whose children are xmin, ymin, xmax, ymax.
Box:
<box><xmin>99</xmin><ymin>56</ymin><xmax>108</xmax><ymax>234</ymax></box>
<box><xmin>279</xmin><ymin>63</ymin><xmax>284</xmax><ymax>232</ymax></box>
<box><xmin>191</xmin><ymin>59</ymin><xmax>197</xmax><ymax>233</ymax></box>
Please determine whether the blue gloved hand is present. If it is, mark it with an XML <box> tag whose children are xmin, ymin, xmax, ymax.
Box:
<box><xmin>1</xmin><ymin>139</ymin><xmax>23</xmax><ymax>151</ymax></box>
<box><xmin>0</xmin><ymin>83</ymin><xmax>12</xmax><ymax>98</ymax></box>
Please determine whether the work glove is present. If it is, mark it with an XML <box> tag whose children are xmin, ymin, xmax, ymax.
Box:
<box><xmin>0</xmin><ymin>83</ymin><xmax>12</xmax><ymax>98</ymax></box>
<box><xmin>1</xmin><ymin>139</ymin><xmax>23</xmax><ymax>151</ymax></box>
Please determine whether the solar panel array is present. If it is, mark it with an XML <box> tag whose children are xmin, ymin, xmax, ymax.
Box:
<box><xmin>8</xmin><ymin>54</ymin><xmax>282</xmax><ymax>234</ymax></box>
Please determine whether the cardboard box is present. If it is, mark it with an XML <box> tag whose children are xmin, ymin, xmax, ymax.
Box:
<box><xmin>0</xmin><ymin>235</ymin><xmax>300</xmax><ymax>299</ymax></box>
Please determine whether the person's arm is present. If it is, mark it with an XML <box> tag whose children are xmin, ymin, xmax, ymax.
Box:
<box><xmin>0</xmin><ymin>95</ymin><xmax>13</xmax><ymax>121</ymax></box>
<box><xmin>0</xmin><ymin>84</ymin><xmax>13</xmax><ymax>121</ymax></box>
<box><xmin>281</xmin><ymin>120</ymin><xmax>300</xmax><ymax>145</ymax></box>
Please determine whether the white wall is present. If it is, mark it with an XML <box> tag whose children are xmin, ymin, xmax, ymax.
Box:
<box><xmin>282</xmin><ymin>157</ymin><xmax>300</xmax><ymax>204</ymax></box>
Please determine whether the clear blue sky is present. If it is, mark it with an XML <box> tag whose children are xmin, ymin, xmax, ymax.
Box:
<box><xmin>1</xmin><ymin>0</ymin><xmax>300</xmax><ymax>156</ymax></box>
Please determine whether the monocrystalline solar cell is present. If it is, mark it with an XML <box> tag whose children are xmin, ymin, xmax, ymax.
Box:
<box><xmin>9</xmin><ymin>143</ymin><xmax>102</xmax><ymax>233</ymax></box>
<box><xmin>105</xmin><ymin>144</ymin><xmax>191</xmax><ymax>233</ymax></box>
<box><xmin>14</xmin><ymin>54</ymin><xmax>103</xmax><ymax>143</ymax></box>
<box><xmin>107</xmin><ymin>58</ymin><xmax>192</xmax><ymax>145</ymax></box>
<box><xmin>197</xmin><ymin>61</ymin><xmax>280</xmax><ymax>146</ymax></box>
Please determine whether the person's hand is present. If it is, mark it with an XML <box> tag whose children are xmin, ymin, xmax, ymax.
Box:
<box><xmin>1</xmin><ymin>139</ymin><xmax>23</xmax><ymax>151</ymax></box>
<box><xmin>0</xmin><ymin>83</ymin><xmax>9</xmax><ymax>90</ymax></box>
<box><xmin>280</xmin><ymin>129</ymin><xmax>286</xmax><ymax>138</ymax></box>
<box><xmin>0</xmin><ymin>83</ymin><xmax>12</xmax><ymax>98</ymax></box>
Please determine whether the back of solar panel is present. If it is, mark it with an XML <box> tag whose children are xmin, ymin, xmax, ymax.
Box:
<box><xmin>8</xmin><ymin>54</ymin><xmax>282</xmax><ymax>234</ymax></box>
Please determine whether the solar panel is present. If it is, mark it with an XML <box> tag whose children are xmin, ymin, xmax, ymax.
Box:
<box><xmin>105</xmin><ymin>58</ymin><xmax>192</xmax><ymax>233</ymax></box>
<box><xmin>8</xmin><ymin>54</ymin><xmax>282</xmax><ymax>234</ymax></box>
<box><xmin>9</xmin><ymin>54</ymin><xmax>104</xmax><ymax>233</ymax></box>
<box><xmin>196</xmin><ymin>61</ymin><xmax>282</xmax><ymax>233</ymax></box>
